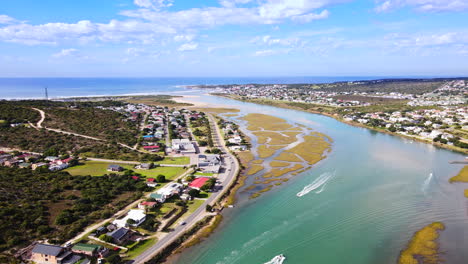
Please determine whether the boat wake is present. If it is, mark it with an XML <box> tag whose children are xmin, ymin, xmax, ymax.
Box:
<box><xmin>422</xmin><ymin>172</ymin><xmax>433</xmax><ymax>194</ymax></box>
<box><xmin>297</xmin><ymin>171</ymin><xmax>335</xmax><ymax>197</ymax></box>
<box><xmin>264</xmin><ymin>254</ymin><xmax>286</xmax><ymax>264</ymax></box>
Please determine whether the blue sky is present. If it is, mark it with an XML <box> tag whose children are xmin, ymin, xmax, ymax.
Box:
<box><xmin>0</xmin><ymin>0</ymin><xmax>467</xmax><ymax>77</ymax></box>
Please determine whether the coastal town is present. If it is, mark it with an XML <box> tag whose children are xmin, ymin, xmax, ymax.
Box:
<box><xmin>204</xmin><ymin>79</ymin><xmax>468</xmax><ymax>152</ymax></box>
<box><xmin>0</xmin><ymin>100</ymin><xmax>245</xmax><ymax>264</ymax></box>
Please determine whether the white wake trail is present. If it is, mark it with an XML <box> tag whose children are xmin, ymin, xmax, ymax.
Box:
<box><xmin>297</xmin><ymin>171</ymin><xmax>335</xmax><ymax>197</ymax></box>
<box><xmin>264</xmin><ymin>254</ymin><xmax>286</xmax><ymax>264</ymax></box>
<box><xmin>422</xmin><ymin>172</ymin><xmax>433</xmax><ymax>193</ymax></box>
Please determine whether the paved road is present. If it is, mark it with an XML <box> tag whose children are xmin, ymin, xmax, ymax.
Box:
<box><xmin>131</xmin><ymin>114</ymin><xmax>240</xmax><ymax>264</ymax></box>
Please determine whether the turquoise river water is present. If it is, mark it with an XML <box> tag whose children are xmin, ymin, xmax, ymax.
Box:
<box><xmin>172</xmin><ymin>93</ymin><xmax>467</xmax><ymax>264</ymax></box>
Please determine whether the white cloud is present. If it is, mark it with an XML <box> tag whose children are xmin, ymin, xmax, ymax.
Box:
<box><xmin>134</xmin><ymin>0</ymin><xmax>174</xmax><ymax>9</ymax></box>
<box><xmin>174</xmin><ymin>34</ymin><xmax>196</xmax><ymax>42</ymax></box>
<box><xmin>375</xmin><ymin>0</ymin><xmax>468</xmax><ymax>12</ymax></box>
<box><xmin>0</xmin><ymin>0</ymin><xmax>338</xmax><ymax>46</ymax></box>
<box><xmin>52</xmin><ymin>48</ymin><xmax>79</xmax><ymax>58</ymax></box>
<box><xmin>251</xmin><ymin>35</ymin><xmax>304</xmax><ymax>47</ymax></box>
<box><xmin>254</xmin><ymin>49</ymin><xmax>277</xmax><ymax>56</ymax></box>
<box><xmin>178</xmin><ymin>42</ymin><xmax>198</xmax><ymax>51</ymax></box>
<box><xmin>0</xmin><ymin>15</ymin><xmax>17</xmax><ymax>25</ymax></box>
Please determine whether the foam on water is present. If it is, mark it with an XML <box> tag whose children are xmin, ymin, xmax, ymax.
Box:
<box><xmin>297</xmin><ymin>171</ymin><xmax>335</xmax><ymax>197</ymax></box>
<box><xmin>264</xmin><ymin>254</ymin><xmax>286</xmax><ymax>264</ymax></box>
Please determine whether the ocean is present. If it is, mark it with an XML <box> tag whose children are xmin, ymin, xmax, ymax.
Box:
<box><xmin>0</xmin><ymin>76</ymin><xmax>403</xmax><ymax>99</ymax></box>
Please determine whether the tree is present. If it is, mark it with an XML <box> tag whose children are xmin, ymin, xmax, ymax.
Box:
<box><xmin>188</xmin><ymin>189</ymin><xmax>200</xmax><ymax>197</ymax></box>
<box><xmin>106</xmin><ymin>254</ymin><xmax>122</xmax><ymax>264</ymax></box>
<box><xmin>211</xmin><ymin>148</ymin><xmax>222</xmax><ymax>154</ymax></box>
<box><xmin>156</xmin><ymin>174</ymin><xmax>166</xmax><ymax>183</ymax></box>
<box><xmin>99</xmin><ymin>234</ymin><xmax>114</xmax><ymax>243</ymax></box>
<box><xmin>205</xmin><ymin>204</ymin><xmax>212</xmax><ymax>212</ymax></box>
<box><xmin>127</xmin><ymin>218</ymin><xmax>136</xmax><ymax>226</ymax></box>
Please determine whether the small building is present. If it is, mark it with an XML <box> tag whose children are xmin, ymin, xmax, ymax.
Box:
<box><xmin>197</xmin><ymin>154</ymin><xmax>222</xmax><ymax>174</ymax></box>
<box><xmin>107</xmin><ymin>227</ymin><xmax>131</xmax><ymax>245</ymax></box>
<box><xmin>32</xmin><ymin>162</ymin><xmax>49</xmax><ymax>170</ymax></box>
<box><xmin>171</xmin><ymin>139</ymin><xmax>196</xmax><ymax>154</ymax></box>
<box><xmin>180</xmin><ymin>193</ymin><xmax>192</xmax><ymax>201</ymax></box>
<box><xmin>189</xmin><ymin>177</ymin><xmax>211</xmax><ymax>190</ymax></box>
<box><xmin>138</xmin><ymin>201</ymin><xmax>158</xmax><ymax>210</ymax></box>
<box><xmin>31</xmin><ymin>243</ymin><xmax>77</xmax><ymax>264</ymax></box>
<box><xmin>149</xmin><ymin>193</ymin><xmax>167</xmax><ymax>203</ymax></box>
<box><xmin>137</xmin><ymin>163</ymin><xmax>152</xmax><ymax>170</ymax></box>
<box><xmin>107</xmin><ymin>164</ymin><xmax>123</xmax><ymax>172</ymax></box>
<box><xmin>45</xmin><ymin>156</ymin><xmax>59</xmax><ymax>162</ymax></box>
<box><xmin>18</xmin><ymin>162</ymin><xmax>32</xmax><ymax>169</ymax></box>
<box><xmin>112</xmin><ymin>209</ymin><xmax>146</xmax><ymax>228</ymax></box>
<box><xmin>146</xmin><ymin>178</ymin><xmax>158</xmax><ymax>187</ymax></box>
<box><xmin>49</xmin><ymin>163</ymin><xmax>69</xmax><ymax>171</ymax></box>
<box><xmin>71</xmin><ymin>243</ymin><xmax>100</xmax><ymax>256</ymax></box>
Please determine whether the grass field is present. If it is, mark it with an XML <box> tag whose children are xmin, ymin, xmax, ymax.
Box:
<box><xmin>285</xmin><ymin>135</ymin><xmax>330</xmax><ymax>165</ymax></box>
<box><xmin>126</xmin><ymin>239</ymin><xmax>157</xmax><ymax>259</ymax></box>
<box><xmin>65</xmin><ymin>161</ymin><xmax>186</xmax><ymax>179</ymax></box>
<box><xmin>156</xmin><ymin>156</ymin><xmax>190</xmax><ymax>165</ymax></box>
<box><xmin>262</xmin><ymin>164</ymin><xmax>304</xmax><ymax>178</ymax></box>
<box><xmin>194</xmin><ymin>172</ymin><xmax>214</xmax><ymax>176</ymax></box>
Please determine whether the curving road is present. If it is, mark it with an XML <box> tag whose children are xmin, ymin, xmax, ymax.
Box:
<box><xmin>131</xmin><ymin>114</ymin><xmax>240</xmax><ymax>264</ymax></box>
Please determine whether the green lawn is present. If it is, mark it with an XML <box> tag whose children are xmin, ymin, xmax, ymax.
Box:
<box><xmin>187</xmin><ymin>199</ymin><xmax>205</xmax><ymax>214</ymax></box>
<box><xmin>194</xmin><ymin>172</ymin><xmax>214</xmax><ymax>176</ymax></box>
<box><xmin>155</xmin><ymin>156</ymin><xmax>190</xmax><ymax>165</ymax></box>
<box><xmin>126</xmin><ymin>239</ymin><xmax>157</xmax><ymax>259</ymax></box>
<box><xmin>65</xmin><ymin>161</ymin><xmax>186</xmax><ymax>179</ymax></box>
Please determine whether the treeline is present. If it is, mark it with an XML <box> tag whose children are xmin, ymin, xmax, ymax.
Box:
<box><xmin>45</xmin><ymin>107</ymin><xmax>139</xmax><ymax>146</ymax></box>
<box><xmin>0</xmin><ymin>167</ymin><xmax>150</xmax><ymax>257</ymax></box>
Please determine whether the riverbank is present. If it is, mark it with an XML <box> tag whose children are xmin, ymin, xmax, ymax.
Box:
<box><xmin>213</xmin><ymin>94</ymin><xmax>468</xmax><ymax>155</ymax></box>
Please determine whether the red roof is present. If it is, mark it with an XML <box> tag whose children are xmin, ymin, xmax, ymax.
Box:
<box><xmin>140</xmin><ymin>201</ymin><xmax>157</xmax><ymax>206</ymax></box>
<box><xmin>147</xmin><ymin>178</ymin><xmax>155</xmax><ymax>182</ymax></box>
<box><xmin>189</xmin><ymin>177</ymin><xmax>210</xmax><ymax>189</ymax></box>
<box><xmin>62</xmin><ymin>157</ymin><xmax>73</xmax><ymax>163</ymax></box>
<box><xmin>131</xmin><ymin>176</ymin><xmax>140</xmax><ymax>180</ymax></box>
<box><xmin>143</xmin><ymin>146</ymin><xmax>160</xmax><ymax>149</ymax></box>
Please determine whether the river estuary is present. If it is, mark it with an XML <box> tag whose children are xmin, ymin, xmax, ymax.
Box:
<box><xmin>173</xmin><ymin>93</ymin><xmax>467</xmax><ymax>264</ymax></box>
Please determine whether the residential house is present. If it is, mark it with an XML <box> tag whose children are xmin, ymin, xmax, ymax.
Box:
<box><xmin>146</xmin><ymin>178</ymin><xmax>158</xmax><ymax>187</ymax></box>
<box><xmin>171</xmin><ymin>139</ymin><xmax>196</xmax><ymax>154</ymax></box>
<box><xmin>138</xmin><ymin>201</ymin><xmax>157</xmax><ymax>210</ymax></box>
<box><xmin>71</xmin><ymin>243</ymin><xmax>100</xmax><ymax>257</ymax></box>
<box><xmin>107</xmin><ymin>227</ymin><xmax>131</xmax><ymax>245</ymax></box>
<box><xmin>197</xmin><ymin>154</ymin><xmax>222</xmax><ymax>173</ymax></box>
<box><xmin>49</xmin><ymin>163</ymin><xmax>69</xmax><ymax>171</ymax></box>
<box><xmin>31</xmin><ymin>243</ymin><xmax>80</xmax><ymax>264</ymax></box>
<box><xmin>112</xmin><ymin>209</ymin><xmax>146</xmax><ymax>228</ymax></box>
<box><xmin>107</xmin><ymin>164</ymin><xmax>123</xmax><ymax>172</ymax></box>
<box><xmin>137</xmin><ymin>163</ymin><xmax>152</xmax><ymax>170</ymax></box>
<box><xmin>32</xmin><ymin>162</ymin><xmax>49</xmax><ymax>170</ymax></box>
<box><xmin>189</xmin><ymin>177</ymin><xmax>211</xmax><ymax>190</ymax></box>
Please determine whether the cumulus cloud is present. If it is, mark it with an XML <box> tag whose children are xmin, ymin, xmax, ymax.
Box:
<box><xmin>251</xmin><ymin>35</ymin><xmax>304</xmax><ymax>47</ymax></box>
<box><xmin>375</xmin><ymin>0</ymin><xmax>468</xmax><ymax>12</ymax></box>
<box><xmin>178</xmin><ymin>42</ymin><xmax>198</xmax><ymax>51</ymax></box>
<box><xmin>0</xmin><ymin>0</ymin><xmax>338</xmax><ymax>46</ymax></box>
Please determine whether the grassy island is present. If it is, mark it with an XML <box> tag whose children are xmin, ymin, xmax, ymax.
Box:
<box><xmin>449</xmin><ymin>166</ymin><xmax>468</xmax><ymax>183</ymax></box>
<box><xmin>398</xmin><ymin>222</ymin><xmax>445</xmax><ymax>264</ymax></box>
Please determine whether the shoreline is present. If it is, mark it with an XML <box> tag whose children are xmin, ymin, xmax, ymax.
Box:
<box><xmin>212</xmin><ymin>94</ymin><xmax>468</xmax><ymax>155</ymax></box>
